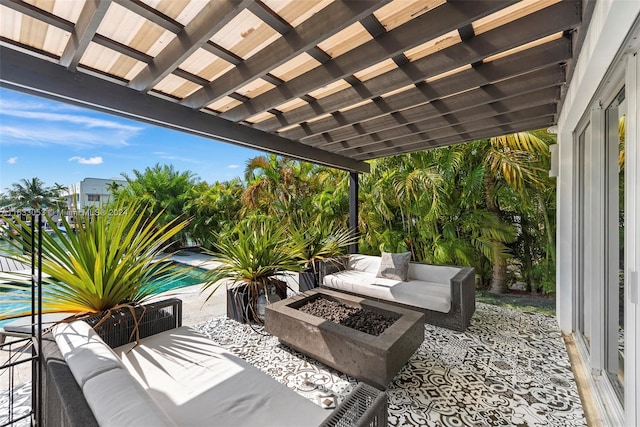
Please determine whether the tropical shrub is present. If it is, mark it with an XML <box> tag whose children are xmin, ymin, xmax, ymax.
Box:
<box><xmin>184</xmin><ymin>179</ymin><xmax>244</xmax><ymax>248</ymax></box>
<box><xmin>116</xmin><ymin>164</ymin><xmax>197</xmax><ymax>247</ymax></box>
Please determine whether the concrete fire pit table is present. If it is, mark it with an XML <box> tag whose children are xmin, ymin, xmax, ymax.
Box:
<box><xmin>265</xmin><ymin>288</ymin><xmax>424</xmax><ymax>389</ymax></box>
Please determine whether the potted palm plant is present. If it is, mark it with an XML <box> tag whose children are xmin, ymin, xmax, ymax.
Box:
<box><xmin>202</xmin><ymin>217</ymin><xmax>303</xmax><ymax>324</ymax></box>
<box><xmin>0</xmin><ymin>201</ymin><xmax>189</xmax><ymax>344</ymax></box>
<box><xmin>291</xmin><ymin>221</ymin><xmax>356</xmax><ymax>292</ymax></box>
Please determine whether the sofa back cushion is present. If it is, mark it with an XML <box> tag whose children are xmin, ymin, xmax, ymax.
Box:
<box><xmin>348</xmin><ymin>254</ymin><xmax>381</xmax><ymax>274</ymax></box>
<box><xmin>53</xmin><ymin>321</ymin><xmax>124</xmax><ymax>388</ymax></box>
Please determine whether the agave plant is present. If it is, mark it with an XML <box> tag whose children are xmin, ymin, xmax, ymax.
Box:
<box><xmin>202</xmin><ymin>216</ymin><xmax>303</xmax><ymax>323</ymax></box>
<box><xmin>0</xmin><ymin>201</ymin><xmax>189</xmax><ymax>321</ymax></box>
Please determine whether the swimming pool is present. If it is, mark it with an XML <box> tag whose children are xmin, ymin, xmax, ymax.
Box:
<box><xmin>0</xmin><ymin>261</ymin><xmax>208</xmax><ymax>325</ymax></box>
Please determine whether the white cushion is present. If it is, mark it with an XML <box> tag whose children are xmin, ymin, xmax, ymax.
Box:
<box><xmin>83</xmin><ymin>368</ymin><xmax>177</xmax><ymax>427</ymax></box>
<box><xmin>53</xmin><ymin>321</ymin><xmax>124</xmax><ymax>387</ymax></box>
<box><xmin>348</xmin><ymin>254</ymin><xmax>381</xmax><ymax>274</ymax></box>
<box><xmin>324</xmin><ymin>271</ymin><xmax>452</xmax><ymax>313</ymax></box>
<box><xmin>114</xmin><ymin>327</ymin><xmax>328</xmax><ymax>427</ymax></box>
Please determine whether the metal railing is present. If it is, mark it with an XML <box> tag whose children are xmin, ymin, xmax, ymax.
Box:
<box><xmin>0</xmin><ymin>214</ymin><xmax>43</xmax><ymax>426</ymax></box>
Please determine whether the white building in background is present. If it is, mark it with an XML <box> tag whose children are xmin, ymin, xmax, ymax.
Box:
<box><xmin>64</xmin><ymin>177</ymin><xmax>127</xmax><ymax>210</ymax></box>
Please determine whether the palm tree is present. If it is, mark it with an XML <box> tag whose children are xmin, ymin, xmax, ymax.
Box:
<box><xmin>50</xmin><ymin>182</ymin><xmax>68</xmax><ymax>211</ymax></box>
<box><xmin>184</xmin><ymin>179</ymin><xmax>244</xmax><ymax>247</ymax></box>
<box><xmin>242</xmin><ymin>154</ymin><xmax>318</xmax><ymax>221</ymax></box>
<box><xmin>117</xmin><ymin>164</ymin><xmax>197</xmax><ymax>246</ymax></box>
<box><xmin>6</xmin><ymin>177</ymin><xmax>57</xmax><ymax>209</ymax></box>
<box><xmin>106</xmin><ymin>181</ymin><xmax>122</xmax><ymax>194</ymax></box>
<box><xmin>483</xmin><ymin>130</ymin><xmax>551</xmax><ymax>293</ymax></box>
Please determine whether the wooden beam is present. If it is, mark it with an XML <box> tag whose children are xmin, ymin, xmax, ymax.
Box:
<box><xmin>92</xmin><ymin>34</ymin><xmax>152</xmax><ymax>63</ymax></box>
<box><xmin>182</xmin><ymin>0</ymin><xmax>388</xmax><ymax>109</ymax></box>
<box><xmin>202</xmin><ymin>42</ymin><xmax>242</xmax><ymax>65</ymax></box>
<box><xmin>305</xmin><ymin>67</ymin><xmax>564</xmax><ymax>146</ymax></box>
<box><xmin>351</xmin><ymin>116</ymin><xmax>556</xmax><ymax>160</ymax></box>
<box><xmin>0</xmin><ymin>46</ymin><xmax>369</xmax><ymax>173</ymax></box>
<box><xmin>247</xmin><ymin>1</ymin><xmax>292</xmax><ymax>35</ymax></box>
<box><xmin>113</xmin><ymin>0</ymin><xmax>182</xmax><ymax>33</ymax></box>
<box><xmin>259</xmin><ymin>2</ymin><xmax>579</xmax><ymax>135</ymax></box>
<box><xmin>277</xmin><ymin>36</ymin><xmax>571</xmax><ymax>140</ymax></box>
<box><xmin>0</xmin><ymin>0</ymin><xmax>74</xmax><ymax>32</ymax></box>
<box><xmin>60</xmin><ymin>0</ymin><xmax>111</xmax><ymax>72</ymax></box>
<box><xmin>333</xmin><ymin>101</ymin><xmax>557</xmax><ymax>154</ymax></box>
<box><xmin>129</xmin><ymin>0</ymin><xmax>252</xmax><ymax>92</ymax></box>
<box><xmin>215</xmin><ymin>0</ymin><xmax>517</xmax><ymax>121</ymax></box>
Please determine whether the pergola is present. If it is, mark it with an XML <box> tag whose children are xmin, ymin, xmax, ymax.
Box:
<box><xmin>0</xmin><ymin>0</ymin><xmax>592</xmax><ymax>168</ymax></box>
<box><xmin>0</xmin><ymin>0</ymin><xmax>592</xmax><ymax>244</ymax></box>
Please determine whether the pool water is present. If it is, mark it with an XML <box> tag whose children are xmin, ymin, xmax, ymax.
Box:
<box><xmin>147</xmin><ymin>262</ymin><xmax>208</xmax><ymax>293</ymax></box>
<box><xmin>0</xmin><ymin>262</ymin><xmax>207</xmax><ymax>323</ymax></box>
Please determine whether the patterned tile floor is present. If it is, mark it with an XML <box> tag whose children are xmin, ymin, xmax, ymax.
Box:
<box><xmin>194</xmin><ymin>302</ymin><xmax>586</xmax><ymax>427</ymax></box>
<box><xmin>1</xmin><ymin>302</ymin><xmax>586</xmax><ymax>427</ymax></box>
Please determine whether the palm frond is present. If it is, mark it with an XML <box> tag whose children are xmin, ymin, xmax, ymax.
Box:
<box><xmin>0</xmin><ymin>201</ymin><xmax>189</xmax><ymax>320</ymax></box>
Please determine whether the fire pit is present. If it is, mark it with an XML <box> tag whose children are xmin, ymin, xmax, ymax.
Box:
<box><xmin>265</xmin><ymin>288</ymin><xmax>424</xmax><ymax>389</ymax></box>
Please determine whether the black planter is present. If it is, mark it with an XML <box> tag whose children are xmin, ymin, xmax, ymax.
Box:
<box><xmin>226</xmin><ymin>281</ymin><xmax>287</xmax><ymax>324</ymax></box>
<box><xmin>298</xmin><ymin>270</ymin><xmax>318</xmax><ymax>292</ymax></box>
<box><xmin>226</xmin><ymin>285</ymin><xmax>251</xmax><ymax>323</ymax></box>
<box><xmin>85</xmin><ymin>298</ymin><xmax>182</xmax><ymax>348</ymax></box>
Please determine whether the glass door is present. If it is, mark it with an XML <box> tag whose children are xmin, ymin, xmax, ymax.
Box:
<box><xmin>604</xmin><ymin>88</ymin><xmax>625</xmax><ymax>403</ymax></box>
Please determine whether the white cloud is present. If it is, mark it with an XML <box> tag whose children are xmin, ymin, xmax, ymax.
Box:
<box><xmin>0</xmin><ymin>126</ymin><xmax>131</xmax><ymax>148</ymax></box>
<box><xmin>69</xmin><ymin>156</ymin><xmax>103</xmax><ymax>165</ymax></box>
<box><xmin>7</xmin><ymin>157</ymin><xmax>17</xmax><ymax>164</ymax></box>
<box><xmin>0</xmin><ymin>97</ymin><xmax>143</xmax><ymax>148</ymax></box>
<box><xmin>227</xmin><ymin>164</ymin><xmax>240</xmax><ymax>169</ymax></box>
<box><xmin>1</xmin><ymin>110</ymin><xmax>141</xmax><ymax>132</ymax></box>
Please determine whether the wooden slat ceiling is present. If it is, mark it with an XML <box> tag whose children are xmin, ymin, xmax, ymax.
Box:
<box><xmin>0</xmin><ymin>0</ymin><xmax>591</xmax><ymax>173</ymax></box>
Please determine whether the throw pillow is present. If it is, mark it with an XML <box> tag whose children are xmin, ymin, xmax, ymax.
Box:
<box><xmin>376</xmin><ymin>251</ymin><xmax>411</xmax><ymax>281</ymax></box>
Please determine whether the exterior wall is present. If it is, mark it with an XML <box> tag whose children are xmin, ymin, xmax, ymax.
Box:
<box><xmin>64</xmin><ymin>178</ymin><xmax>127</xmax><ymax>210</ymax></box>
<box><xmin>557</xmin><ymin>2</ymin><xmax>640</xmax><ymax>425</ymax></box>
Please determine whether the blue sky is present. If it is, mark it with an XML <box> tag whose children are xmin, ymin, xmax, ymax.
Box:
<box><xmin>0</xmin><ymin>88</ymin><xmax>263</xmax><ymax>192</ymax></box>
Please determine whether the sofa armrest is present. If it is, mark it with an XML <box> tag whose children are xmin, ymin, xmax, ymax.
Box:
<box><xmin>41</xmin><ymin>334</ymin><xmax>99</xmax><ymax>427</ymax></box>
<box><xmin>320</xmin><ymin>383</ymin><xmax>387</xmax><ymax>427</ymax></box>
<box><xmin>450</xmin><ymin>267</ymin><xmax>476</xmax><ymax>329</ymax></box>
<box><xmin>318</xmin><ymin>256</ymin><xmax>349</xmax><ymax>286</ymax></box>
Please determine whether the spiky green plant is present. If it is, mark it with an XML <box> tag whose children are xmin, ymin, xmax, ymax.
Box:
<box><xmin>290</xmin><ymin>220</ymin><xmax>357</xmax><ymax>272</ymax></box>
<box><xmin>202</xmin><ymin>216</ymin><xmax>303</xmax><ymax>322</ymax></box>
<box><xmin>0</xmin><ymin>201</ymin><xmax>189</xmax><ymax>320</ymax></box>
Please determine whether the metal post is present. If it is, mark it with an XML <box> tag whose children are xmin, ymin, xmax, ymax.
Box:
<box><xmin>36</xmin><ymin>213</ymin><xmax>42</xmax><ymax>427</ymax></box>
<box><xmin>30</xmin><ymin>213</ymin><xmax>43</xmax><ymax>426</ymax></box>
<box><xmin>30</xmin><ymin>215</ymin><xmax>36</xmax><ymax>426</ymax></box>
<box><xmin>349</xmin><ymin>171</ymin><xmax>359</xmax><ymax>254</ymax></box>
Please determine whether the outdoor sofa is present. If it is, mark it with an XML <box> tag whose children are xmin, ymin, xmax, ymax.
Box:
<box><xmin>320</xmin><ymin>254</ymin><xmax>475</xmax><ymax>332</ymax></box>
<box><xmin>40</xmin><ymin>298</ymin><xmax>387</xmax><ymax>427</ymax></box>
